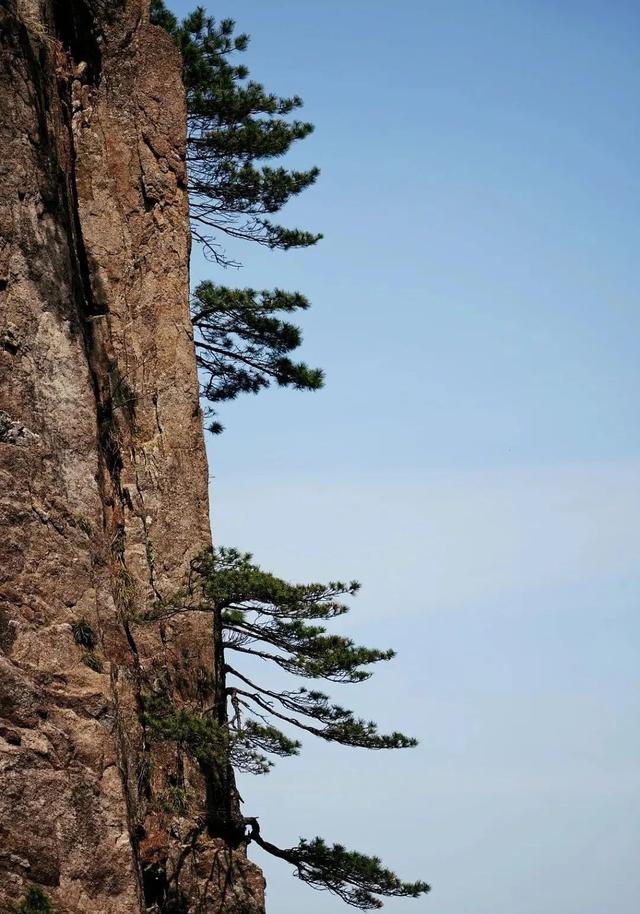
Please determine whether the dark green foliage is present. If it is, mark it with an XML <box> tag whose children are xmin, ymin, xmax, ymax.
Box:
<box><xmin>19</xmin><ymin>886</ymin><xmax>53</xmax><ymax>914</ymax></box>
<box><xmin>150</xmin><ymin>0</ymin><xmax>321</xmax><ymax>265</ymax></box>
<box><xmin>140</xmin><ymin>547</ymin><xmax>427</xmax><ymax>906</ymax></box>
<box><xmin>72</xmin><ymin>618</ymin><xmax>97</xmax><ymax>650</ymax></box>
<box><xmin>82</xmin><ymin>652</ymin><xmax>103</xmax><ymax>673</ymax></box>
<box><xmin>148</xmin><ymin>0</ymin><xmax>177</xmax><ymax>32</ymax></box>
<box><xmin>140</xmin><ymin>557</ymin><xmax>427</xmax><ymax>905</ymax></box>
<box><xmin>150</xmin><ymin>1</ymin><xmax>324</xmax><ymax>431</ymax></box>
<box><xmin>248</xmin><ymin>826</ymin><xmax>430</xmax><ymax>910</ymax></box>
<box><xmin>142</xmin><ymin>695</ymin><xmax>227</xmax><ymax>766</ymax></box>
<box><xmin>234</xmin><ymin>719</ymin><xmax>301</xmax><ymax>772</ymax></box>
<box><xmin>152</xmin><ymin>547</ymin><xmax>415</xmax><ymax>754</ymax></box>
<box><xmin>142</xmin><ymin>695</ymin><xmax>299</xmax><ymax>775</ymax></box>
<box><xmin>162</xmin><ymin>782</ymin><xmax>190</xmax><ymax>815</ymax></box>
<box><xmin>191</xmin><ymin>281</ymin><xmax>323</xmax><ymax>432</ymax></box>
<box><xmin>231</xmin><ymin>677</ymin><xmax>416</xmax><ymax>751</ymax></box>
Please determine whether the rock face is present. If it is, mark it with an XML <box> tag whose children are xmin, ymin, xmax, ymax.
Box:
<box><xmin>0</xmin><ymin>1</ymin><xmax>264</xmax><ymax>910</ymax></box>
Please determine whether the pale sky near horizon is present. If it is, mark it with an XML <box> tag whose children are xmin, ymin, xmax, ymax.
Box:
<box><xmin>169</xmin><ymin>1</ymin><xmax>639</xmax><ymax>912</ymax></box>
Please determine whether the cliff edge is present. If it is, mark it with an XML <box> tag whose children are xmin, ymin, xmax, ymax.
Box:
<box><xmin>0</xmin><ymin>1</ymin><xmax>264</xmax><ymax>910</ymax></box>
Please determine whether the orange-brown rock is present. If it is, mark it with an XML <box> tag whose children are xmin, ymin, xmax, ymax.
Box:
<box><xmin>0</xmin><ymin>1</ymin><xmax>264</xmax><ymax>910</ymax></box>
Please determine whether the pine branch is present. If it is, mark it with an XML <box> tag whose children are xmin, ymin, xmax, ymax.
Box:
<box><xmin>227</xmin><ymin>668</ymin><xmax>416</xmax><ymax>750</ymax></box>
<box><xmin>245</xmin><ymin>821</ymin><xmax>430</xmax><ymax>910</ymax></box>
<box><xmin>190</xmin><ymin>282</ymin><xmax>323</xmax><ymax>430</ymax></box>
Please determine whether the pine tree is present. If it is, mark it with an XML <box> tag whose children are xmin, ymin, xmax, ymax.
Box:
<box><xmin>139</xmin><ymin>547</ymin><xmax>430</xmax><ymax>909</ymax></box>
<box><xmin>150</xmin><ymin>0</ymin><xmax>321</xmax><ymax>265</ymax></box>
<box><xmin>150</xmin><ymin>0</ymin><xmax>325</xmax><ymax>431</ymax></box>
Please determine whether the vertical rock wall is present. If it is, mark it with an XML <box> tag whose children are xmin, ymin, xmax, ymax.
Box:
<box><xmin>0</xmin><ymin>1</ymin><xmax>264</xmax><ymax>910</ymax></box>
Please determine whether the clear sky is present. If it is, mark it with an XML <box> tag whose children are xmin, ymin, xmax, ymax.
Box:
<box><xmin>170</xmin><ymin>2</ymin><xmax>639</xmax><ymax>912</ymax></box>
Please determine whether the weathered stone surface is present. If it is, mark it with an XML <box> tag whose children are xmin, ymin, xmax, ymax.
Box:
<box><xmin>0</xmin><ymin>1</ymin><xmax>265</xmax><ymax>910</ymax></box>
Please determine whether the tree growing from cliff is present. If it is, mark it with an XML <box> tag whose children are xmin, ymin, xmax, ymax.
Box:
<box><xmin>140</xmin><ymin>547</ymin><xmax>430</xmax><ymax>909</ymax></box>
<box><xmin>150</xmin><ymin>0</ymin><xmax>320</xmax><ymax>262</ymax></box>
<box><xmin>150</xmin><ymin>0</ymin><xmax>324</xmax><ymax>430</ymax></box>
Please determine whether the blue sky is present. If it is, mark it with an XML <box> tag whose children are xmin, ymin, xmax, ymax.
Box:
<box><xmin>169</xmin><ymin>1</ymin><xmax>639</xmax><ymax>911</ymax></box>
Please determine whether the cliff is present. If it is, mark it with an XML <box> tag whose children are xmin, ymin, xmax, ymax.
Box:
<box><xmin>0</xmin><ymin>1</ymin><xmax>264</xmax><ymax>910</ymax></box>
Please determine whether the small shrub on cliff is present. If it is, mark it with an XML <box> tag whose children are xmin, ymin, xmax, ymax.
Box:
<box><xmin>73</xmin><ymin>512</ymin><xmax>92</xmax><ymax>536</ymax></box>
<box><xmin>162</xmin><ymin>782</ymin><xmax>190</xmax><ymax>816</ymax></box>
<box><xmin>19</xmin><ymin>886</ymin><xmax>53</xmax><ymax>914</ymax></box>
<box><xmin>71</xmin><ymin>618</ymin><xmax>96</xmax><ymax>650</ymax></box>
<box><xmin>82</xmin><ymin>652</ymin><xmax>103</xmax><ymax>673</ymax></box>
